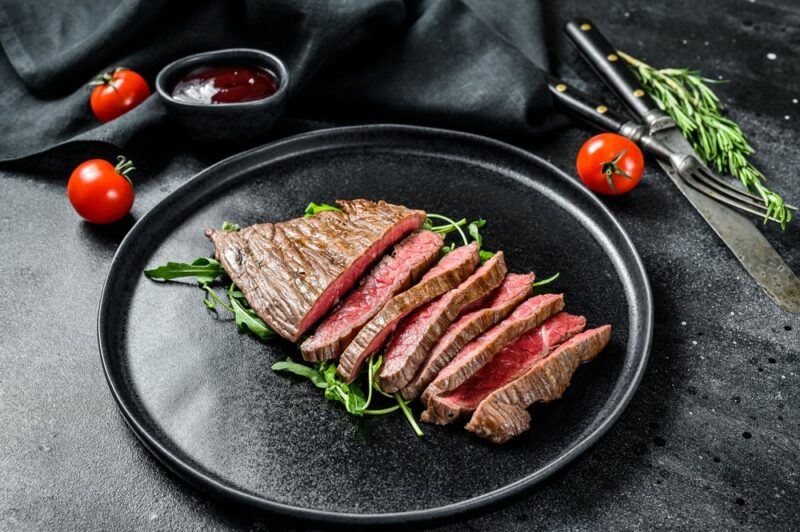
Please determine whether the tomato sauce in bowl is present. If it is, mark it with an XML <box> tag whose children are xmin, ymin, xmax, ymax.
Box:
<box><xmin>170</xmin><ymin>66</ymin><xmax>279</xmax><ymax>105</ymax></box>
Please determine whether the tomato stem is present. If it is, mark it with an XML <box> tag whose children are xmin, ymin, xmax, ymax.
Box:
<box><xmin>114</xmin><ymin>155</ymin><xmax>136</xmax><ymax>180</ymax></box>
<box><xmin>88</xmin><ymin>67</ymin><xmax>128</xmax><ymax>93</ymax></box>
<box><xmin>600</xmin><ymin>148</ymin><xmax>632</xmax><ymax>191</ymax></box>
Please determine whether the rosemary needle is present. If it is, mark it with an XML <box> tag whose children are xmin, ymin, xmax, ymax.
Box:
<box><xmin>618</xmin><ymin>50</ymin><xmax>793</xmax><ymax>228</ymax></box>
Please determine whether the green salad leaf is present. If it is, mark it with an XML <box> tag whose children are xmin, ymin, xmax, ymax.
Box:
<box><xmin>144</xmin><ymin>257</ymin><xmax>224</xmax><ymax>284</ymax></box>
<box><xmin>304</xmin><ymin>202</ymin><xmax>342</xmax><ymax>217</ymax></box>
<box><xmin>230</xmin><ymin>297</ymin><xmax>274</xmax><ymax>339</ymax></box>
<box><xmin>533</xmin><ymin>272</ymin><xmax>560</xmax><ymax>288</ymax></box>
<box><xmin>221</xmin><ymin>221</ymin><xmax>240</xmax><ymax>232</ymax></box>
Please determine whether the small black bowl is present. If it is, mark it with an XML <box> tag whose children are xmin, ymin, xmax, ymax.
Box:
<box><xmin>156</xmin><ymin>48</ymin><xmax>289</xmax><ymax>144</ymax></box>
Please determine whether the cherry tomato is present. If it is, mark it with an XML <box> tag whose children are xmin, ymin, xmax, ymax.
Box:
<box><xmin>89</xmin><ymin>68</ymin><xmax>150</xmax><ymax>123</ymax></box>
<box><xmin>576</xmin><ymin>133</ymin><xmax>644</xmax><ymax>195</ymax></box>
<box><xmin>67</xmin><ymin>156</ymin><xmax>135</xmax><ymax>224</ymax></box>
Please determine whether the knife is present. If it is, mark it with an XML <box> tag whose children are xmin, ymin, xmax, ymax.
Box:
<box><xmin>563</xmin><ymin>18</ymin><xmax>800</xmax><ymax>313</ymax></box>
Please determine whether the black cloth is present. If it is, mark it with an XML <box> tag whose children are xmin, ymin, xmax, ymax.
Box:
<box><xmin>0</xmin><ymin>0</ymin><xmax>566</xmax><ymax>162</ymax></box>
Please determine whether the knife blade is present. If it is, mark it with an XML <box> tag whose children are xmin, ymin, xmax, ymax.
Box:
<box><xmin>651</xmin><ymin>124</ymin><xmax>800</xmax><ymax>314</ymax></box>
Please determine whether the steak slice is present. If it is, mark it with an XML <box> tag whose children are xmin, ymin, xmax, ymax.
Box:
<box><xmin>337</xmin><ymin>243</ymin><xmax>480</xmax><ymax>383</ymax></box>
<box><xmin>466</xmin><ymin>325</ymin><xmax>611</xmax><ymax>443</ymax></box>
<box><xmin>400</xmin><ymin>273</ymin><xmax>534</xmax><ymax>401</ymax></box>
<box><xmin>423</xmin><ymin>312</ymin><xmax>586</xmax><ymax>424</ymax></box>
<box><xmin>299</xmin><ymin>230</ymin><xmax>443</xmax><ymax>361</ymax></box>
<box><xmin>205</xmin><ymin>199</ymin><xmax>425</xmax><ymax>341</ymax></box>
<box><xmin>377</xmin><ymin>252</ymin><xmax>507</xmax><ymax>393</ymax></box>
<box><xmin>420</xmin><ymin>293</ymin><xmax>564</xmax><ymax>405</ymax></box>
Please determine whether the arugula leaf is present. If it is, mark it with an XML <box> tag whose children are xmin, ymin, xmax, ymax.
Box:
<box><xmin>467</xmin><ymin>219</ymin><xmax>485</xmax><ymax>247</ymax></box>
<box><xmin>479</xmin><ymin>250</ymin><xmax>495</xmax><ymax>261</ymax></box>
<box><xmin>346</xmin><ymin>383</ymin><xmax>368</xmax><ymax>414</ymax></box>
<box><xmin>533</xmin><ymin>272</ymin><xmax>560</xmax><ymax>287</ymax></box>
<box><xmin>272</xmin><ymin>358</ymin><xmax>327</xmax><ymax>388</ymax></box>
<box><xmin>231</xmin><ymin>297</ymin><xmax>274</xmax><ymax>339</ymax></box>
<box><xmin>144</xmin><ymin>257</ymin><xmax>224</xmax><ymax>284</ymax></box>
<box><xmin>228</xmin><ymin>289</ymin><xmax>245</xmax><ymax>299</ymax></box>
<box><xmin>221</xmin><ymin>221</ymin><xmax>240</xmax><ymax>232</ymax></box>
<box><xmin>305</xmin><ymin>202</ymin><xmax>342</xmax><ymax>217</ymax></box>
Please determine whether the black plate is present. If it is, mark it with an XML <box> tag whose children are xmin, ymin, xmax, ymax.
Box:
<box><xmin>98</xmin><ymin>125</ymin><xmax>653</xmax><ymax>525</ymax></box>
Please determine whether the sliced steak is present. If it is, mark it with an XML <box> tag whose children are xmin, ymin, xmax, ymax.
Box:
<box><xmin>300</xmin><ymin>230</ymin><xmax>443</xmax><ymax>361</ymax></box>
<box><xmin>377</xmin><ymin>252</ymin><xmax>507</xmax><ymax>393</ymax></box>
<box><xmin>423</xmin><ymin>312</ymin><xmax>586</xmax><ymax>424</ymax></box>
<box><xmin>400</xmin><ymin>273</ymin><xmax>533</xmax><ymax>400</ymax></box>
<box><xmin>337</xmin><ymin>243</ymin><xmax>480</xmax><ymax>383</ymax></box>
<box><xmin>420</xmin><ymin>293</ymin><xmax>564</xmax><ymax>406</ymax></box>
<box><xmin>205</xmin><ymin>199</ymin><xmax>425</xmax><ymax>341</ymax></box>
<box><xmin>466</xmin><ymin>325</ymin><xmax>611</xmax><ymax>443</ymax></box>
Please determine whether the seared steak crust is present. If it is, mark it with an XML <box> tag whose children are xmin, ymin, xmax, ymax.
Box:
<box><xmin>420</xmin><ymin>293</ymin><xmax>564</xmax><ymax>405</ymax></box>
<box><xmin>205</xmin><ymin>200</ymin><xmax>425</xmax><ymax>341</ymax></box>
<box><xmin>423</xmin><ymin>312</ymin><xmax>586</xmax><ymax>424</ymax></box>
<box><xmin>378</xmin><ymin>252</ymin><xmax>507</xmax><ymax>393</ymax></box>
<box><xmin>400</xmin><ymin>273</ymin><xmax>533</xmax><ymax>401</ymax></box>
<box><xmin>337</xmin><ymin>243</ymin><xmax>480</xmax><ymax>383</ymax></box>
<box><xmin>300</xmin><ymin>230</ymin><xmax>443</xmax><ymax>362</ymax></box>
<box><xmin>465</xmin><ymin>325</ymin><xmax>611</xmax><ymax>443</ymax></box>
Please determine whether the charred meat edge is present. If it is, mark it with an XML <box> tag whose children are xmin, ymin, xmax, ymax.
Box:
<box><xmin>337</xmin><ymin>243</ymin><xmax>480</xmax><ymax>383</ymax></box>
<box><xmin>423</xmin><ymin>312</ymin><xmax>586</xmax><ymax>424</ymax></box>
<box><xmin>466</xmin><ymin>325</ymin><xmax>611</xmax><ymax>443</ymax></box>
<box><xmin>299</xmin><ymin>230</ymin><xmax>443</xmax><ymax>362</ymax></box>
<box><xmin>378</xmin><ymin>252</ymin><xmax>507</xmax><ymax>393</ymax></box>
<box><xmin>420</xmin><ymin>293</ymin><xmax>564</xmax><ymax>405</ymax></box>
<box><xmin>400</xmin><ymin>272</ymin><xmax>534</xmax><ymax>401</ymax></box>
<box><xmin>205</xmin><ymin>200</ymin><xmax>425</xmax><ymax>341</ymax></box>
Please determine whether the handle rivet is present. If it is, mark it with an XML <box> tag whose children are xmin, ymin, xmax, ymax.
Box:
<box><xmin>596</xmin><ymin>105</ymin><xmax>608</xmax><ymax>114</ymax></box>
<box><xmin>633</xmin><ymin>89</ymin><xmax>645</xmax><ymax>97</ymax></box>
<box><xmin>556</xmin><ymin>83</ymin><xmax>567</xmax><ymax>92</ymax></box>
<box><xmin>607</xmin><ymin>53</ymin><xmax>619</xmax><ymax>62</ymax></box>
<box><xmin>580</xmin><ymin>23</ymin><xmax>592</xmax><ymax>31</ymax></box>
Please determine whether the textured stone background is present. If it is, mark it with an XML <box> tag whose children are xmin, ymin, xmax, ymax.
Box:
<box><xmin>1</xmin><ymin>0</ymin><xmax>798</xmax><ymax>529</ymax></box>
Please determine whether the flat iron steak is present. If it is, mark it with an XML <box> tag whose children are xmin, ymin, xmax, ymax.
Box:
<box><xmin>205</xmin><ymin>199</ymin><xmax>425</xmax><ymax>341</ymax></box>
<box><xmin>300</xmin><ymin>230</ymin><xmax>443</xmax><ymax>361</ymax></box>
<box><xmin>421</xmin><ymin>293</ymin><xmax>564</xmax><ymax>404</ymax></box>
<box><xmin>400</xmin><ymin>272</ymin><xmax>534</xmax><ymax>401</ymax></box>
<box><xmin>422</xmin><ymin>312</ymin><xmax>586</xmax><ymax>424</ymax></box>
<box><xmin>378</xmin><ymin>252</ymin><xmax>507</xmax><ymax>393</ymax></box>
<box><xmin>466</xmin><ymin>325</ymin><xmax>611</xmax><ymax>443</ymax></box>
<box><xmin>337</xmin><ymin>242</ymin><xmax>480</xmax><ymax>383</ymax></box>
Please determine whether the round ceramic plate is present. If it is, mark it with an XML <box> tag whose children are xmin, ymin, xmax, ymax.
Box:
<box><xmin>98</xmin><ymin>125</ymin><xmax>652</xmax><ymax>525</ymax></box>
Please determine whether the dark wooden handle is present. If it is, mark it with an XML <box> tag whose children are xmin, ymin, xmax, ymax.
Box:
<box><xmin>564</xmin><ymin>18</ymin><xmax>655</xmax><ymax>119</ymax></box>
<box><xmin>548</xmin><ymin>79</ymin><xmax>626</xmax><ymax>133</ymax></box>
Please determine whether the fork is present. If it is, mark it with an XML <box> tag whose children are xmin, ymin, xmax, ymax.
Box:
<box><xmin>547</xmin><ymin>79</ymin><xmax>795</xmax><ymax>222</ymax></box>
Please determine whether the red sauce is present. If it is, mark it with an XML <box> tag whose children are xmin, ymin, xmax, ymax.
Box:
<box><xmin>171</xmin><ymin>66</ymin><xmax>279</xmax><ymax>104</ymax></box>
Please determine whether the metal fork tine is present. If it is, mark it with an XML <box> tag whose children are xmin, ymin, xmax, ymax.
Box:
<box><xmin>693</xmin><ymin>166</ymin><xmax>771</xmax><ymax>210</ymax></box>
<box><xmin>696</xmin><ymin>165</ymin><xmax>797</xmax><ymax>211</ymax></box>
<box><xmin>682</xmin><ymin>172</ymin><xmax>781</xmax><ymax>223</ymax></box>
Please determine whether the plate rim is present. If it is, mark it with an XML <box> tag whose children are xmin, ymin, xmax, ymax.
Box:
<box><xmin>97</xmin><ymin>123</ymin><xmax>653</xmax><ymax>525</ymax></box>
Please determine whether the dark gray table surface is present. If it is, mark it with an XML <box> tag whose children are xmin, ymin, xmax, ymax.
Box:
<box><xmin>2</xmin><ymin>0</ymin><xmax>798</xmax><ymax>529</ymax></box>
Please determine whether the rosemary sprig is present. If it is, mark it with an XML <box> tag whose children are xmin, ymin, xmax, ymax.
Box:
<box><xmin>618</xmin><ymin>50</ymin><xmax>793</xmax><ymax>228</ymax></box>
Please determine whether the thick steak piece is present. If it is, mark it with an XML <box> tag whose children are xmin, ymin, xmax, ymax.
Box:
<box><xmin>300</xmin><ymin>230</ymin><xmax>443</xmax><ymax>361</ymax></box>
<box><xmin>337</xmin><ymin>243</ymin><xmax>480</xmax><ymax>383</ymax></box>
<box><xmin>400</xmin><ymin>273</ymin><xmax>533</xmax><ymax>401</ymax></box>
<box><xmin>422</xmin><ymin>312</ymin><xmax>586</xmax><ymax>424</ymax></box>
<box><xmin>378</xmin><ymin>252</ymin><xmax>507</xmax><ymax>393</ymax></box>
<box><xmin>466</xmin><ymin>325</ymin><xmax>611</xmax><ymax>443</ymax></box>
<box><xmin>205</xmin><ymin>200</ymin><xmax>425</xmax><ymax>341</ymax></box>
<box><xmin>420</xmin><ymin>293</ymin><xmax>564</xmax><ymax>405</ymax></box>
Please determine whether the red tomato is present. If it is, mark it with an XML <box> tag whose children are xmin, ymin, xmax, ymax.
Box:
<box><xmin>90</xmin><ymin>68</ymin><xmax>150</xmax><ymax>123</ymax></box>
<box><xmin>67</xmin><ymin>157</ymin><xmax>135</xmax><ymax>224</ymax></box>
<box><xmin>576</xmin><ymin>133</ymin><xmax>644</xmax><ymax>195</ymax></box>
